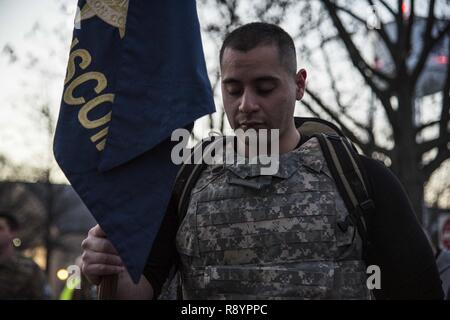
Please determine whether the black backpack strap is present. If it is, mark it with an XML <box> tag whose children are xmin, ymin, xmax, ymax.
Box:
<box><xmin>314</xmin><ymin>133</ymin><xmax>374</xmax><ymax>257</ymax></box>
<box><xmin>172</xmin><ymin>135</ymin><xmax>220</xmax><ymax>224</ymax></box>
<box><xmin>168</xmin><ymin>135</ymin><xmax>220</xmax><ymax>300</ymax></box>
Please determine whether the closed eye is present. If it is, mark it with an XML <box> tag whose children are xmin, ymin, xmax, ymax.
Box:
<box><xmin>224</xmin><ymin>83</ymin><xmax>242</xmax><ymax>96</ymax></box>
<box><xmin>257</xmin><ymin>87</ymin><xmax>274</xmax><ymax>95</ymax></box>
<box><xmin>255</xmin><ymin>78</ymin><xmax>277</xmax><ymax>95</ymax></box>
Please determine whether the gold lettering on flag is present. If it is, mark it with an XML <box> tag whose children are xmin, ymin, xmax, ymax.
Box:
<box><xmin>76</xmin><ymin>0</ymin><xmax>129</xmax><ymax>39</ymax></box>
<box><xmin>63</xmin><ymin>37</ymin><xmax>114</xmax><ymax>152</ymax></box>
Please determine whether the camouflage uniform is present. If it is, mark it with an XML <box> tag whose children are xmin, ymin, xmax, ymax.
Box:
<box><xmin>176</xmin><ymin>137</ymin><xmax>371</xmax><ymax>299</ymax></box>
<box><xmin>0</xmin><ymin>253</ymin><xmax>53</xmax><ymax>299</ymax></box>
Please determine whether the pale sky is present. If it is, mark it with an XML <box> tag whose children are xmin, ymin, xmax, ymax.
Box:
<box><xmin>0</xmin><ymin>0</ymin><xmax>75</xmax><ymax>182</ymax></box>
<box><xmin>0</xmin><ymin>0</ymin><xmax>447</xmax><ymax>188</ymax></box>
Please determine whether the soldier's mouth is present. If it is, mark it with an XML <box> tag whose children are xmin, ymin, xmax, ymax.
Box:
<box><xmin>239</xmin><ymin>122</ymin><xmax>266</xmax><ymax>130</ymax></box>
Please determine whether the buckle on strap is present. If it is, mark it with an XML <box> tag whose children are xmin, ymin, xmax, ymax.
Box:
<box><xmin>359</xmin><ymin>199</ymin><xmax>375</xmax><ymax>213</ymax></box>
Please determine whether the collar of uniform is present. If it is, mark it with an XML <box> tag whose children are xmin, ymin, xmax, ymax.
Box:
<box><xmin>220</xmin><ymin>135</ymin><xmax>328</xmax><ymax>178</ymax></box>
<box><xmin>224</xmin><ymin>142</ymin><xmax>300</xmax><ymax>180</ymax></box>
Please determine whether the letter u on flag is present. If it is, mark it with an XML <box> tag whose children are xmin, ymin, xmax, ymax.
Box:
<box><xmin>54</xmin><ymin>0</ymin><xmax>215</xmax><ymax>283</ymax></box>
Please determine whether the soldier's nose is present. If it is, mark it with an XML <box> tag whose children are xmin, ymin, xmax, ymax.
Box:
<box><xmin>238</xmin><ymin>91</ymin><xmax>259</xmax><ymax>113</ymax></box>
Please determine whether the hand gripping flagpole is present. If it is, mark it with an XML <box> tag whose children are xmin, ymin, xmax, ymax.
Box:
<box><xmin>98</xmin><ymin>275</ymin><xmax>118</xmax><ymax>300</ymax></box>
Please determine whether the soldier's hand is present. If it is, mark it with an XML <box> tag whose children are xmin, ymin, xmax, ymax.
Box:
<box><xmin>81</xmin><ymin>224</ymin><xmax>125</xmax><ymax>285</ymax></box>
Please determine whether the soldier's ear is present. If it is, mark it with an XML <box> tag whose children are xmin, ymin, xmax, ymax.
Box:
<box><xmin>296</xmin><ymin>69</ymin><xmax>307</xmax><ymax>100</ymax></box>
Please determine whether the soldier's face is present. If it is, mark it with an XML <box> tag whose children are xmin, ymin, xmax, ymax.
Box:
<box><xmin>220</xmin><ymin>44</ymin><xmax>306</xmax><ymax>138</ymax></box>
<box><xmin>0</xmin><ymin>218</ymin><xmax>14</xmax><ymax>249</ymax></box>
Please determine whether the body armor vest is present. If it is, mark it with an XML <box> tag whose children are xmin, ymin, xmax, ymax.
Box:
<box><xmin>176</xmin><ymin>137</ymin><xmax>372</xmax><ymax>299</ymax></box>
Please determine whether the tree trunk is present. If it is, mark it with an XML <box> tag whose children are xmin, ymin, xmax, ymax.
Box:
<box><xmin>390</xmin><ymin>81</ymin><xmax>425</xmax><ymax>223</ymax></box>
<box><xmin>390</xmin><ymin>130</ymin><xmax>425</xmax><ymax>223</ymax></box>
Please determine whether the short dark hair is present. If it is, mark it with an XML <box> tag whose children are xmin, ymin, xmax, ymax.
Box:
<box><xmin>219</xmin><ymin>22</ymin><xmax>297</xmax><ymax>75</ymax></box>
<box><xmin>0</xmin><ymin>212</ymin><xmax>19</xmax><ymax>231</ymax></box>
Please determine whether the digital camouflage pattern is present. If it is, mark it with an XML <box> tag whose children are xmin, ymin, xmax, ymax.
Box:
<box><xmin>175</xmin><ymin>137</ymin><xmax>372</xmax><ymax>299</ymax></box>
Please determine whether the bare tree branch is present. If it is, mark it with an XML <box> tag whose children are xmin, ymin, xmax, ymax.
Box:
<box><xmin>201</xmin><ymin>0</ymin><xmax>243</xmax><ymax>135</ymax></box>
<box><xmin>303</xmin><ymin>93</ymin><xmax>393</xmax><ymax>159</ymax></box>
<box><xmin>419</xmin><ymin>134</ymin><xmax>450</xmax><ymax>155</ymax></box>
<box><xmin>365</xmin><ymin>0</ymin><xmax>398</xmax><ymax>65</ymax></box>
<box><xmin>392</xmin><ymin>0</ymin><xmax>411</xmax><ymax>78</ymax></box>
<box><xmin>326</xmin><ymin>2</ymin><xmax>394</xmax><ymax>83</ymax></box>
<box><xmin>300</xmin><ymin>99</ymin><xmax>322</xmax><ymax>118</ymax></box>
<box><xmin>304</xmin><ymin>88</ymin><xmax>370</xmax><ymax>146</ymax></box>
<box><xmin>415</xmin><ymin>120</ymin><xmax>441</xmax><ymax>133</ymax></box>
<box><xmin>208</xmin><ymin>69</ymin><xmax>222</xmax><ymax>131</ymax></box>
<box><xmin>438</xmin><ymin>38</ymin><xmax>450</xmax><ymax>141</ymax></box>
<box><xmin>396</xmin><ymin>0</ymin><xmax>405</xmax><ymax>39</ymax></box>
<box><xmin>319</xmin><ymin>33</ymin><xmax>372</xmax><ymax>132</ymax></box>
<box><xmin>421</xmin><ymin>39</ymin><xmax>450</xmax><ymax>160</ymax></box>
<box><xmin>423</xmin><ymin>147</ymin><xmax>450</xmax><ymax>179</ymax></box>
<box><xmin>255</xmin><ymin>0</ymin><xmax>292</xmax><ymax>25</ymax></box>
<box><xmin>378</xmin><ymin>0</ymin><xmax>397</xmax><ymax>17</ymax></box>
<box><xmin>406</xmin><ymin>0</ymin><xmax>415</xmax><ymax>61</ymax></box>
<box><xmin>411</xmin><ymin>0</ymin><xmax>441</xmax><ymax>85</ymax></box>
<box><xmin>414</xmin><ymin>21</ymin><xmax>450</xmax><ymax>83</ymax></box>
<box><xmin>321</xmin><ymin>0</ymin><xmax>397</xmax><ymax>125</ymax></box>
<box><xmin>292</xmin><ymin>3</ymin><xmax>328</xmax><ymax>41</ymax></box>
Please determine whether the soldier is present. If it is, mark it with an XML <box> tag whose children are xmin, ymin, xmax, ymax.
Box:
<box><xmin>81</xmin><ymin>23</ymin><xmax>444</xmax><ymax>299</ymax></box>
<box><xmin>0</xmin><ymin>212</ymin><xmax>53</xmax><ymax>299</ymax></box>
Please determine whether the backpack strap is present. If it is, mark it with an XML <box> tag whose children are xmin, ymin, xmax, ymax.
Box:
<box><xmin>314</xmin><ymin>133</ymin><xmax>374</xmax><ymax>258</ymax></box>
<box><xmin>167</xmin><ymin>135</ymin><xmax>221</xmax><ymax>299</ymax></box>
<box><xmin>172</xmin><ymin>135</ymin><xmax>221</xmax><ymax>224</ymax></box>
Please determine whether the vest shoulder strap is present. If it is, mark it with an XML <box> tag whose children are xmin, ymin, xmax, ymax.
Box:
<box><xmin>171</xmin><ymin>135</ymin><xmax>220</xmax><ymax>224</ymax></box>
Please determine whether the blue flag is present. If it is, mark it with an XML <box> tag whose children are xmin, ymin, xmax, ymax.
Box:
<box><xmin>54</xmin><ymin>0</ymin><xmax>215</xmax><ymax>283</ymax></box>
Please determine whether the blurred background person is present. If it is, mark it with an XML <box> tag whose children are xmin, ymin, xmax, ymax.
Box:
<box><xmin>0</xmin><ymin>211</ymin><xmax>53</xmax><ymax>299</ymax></box>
